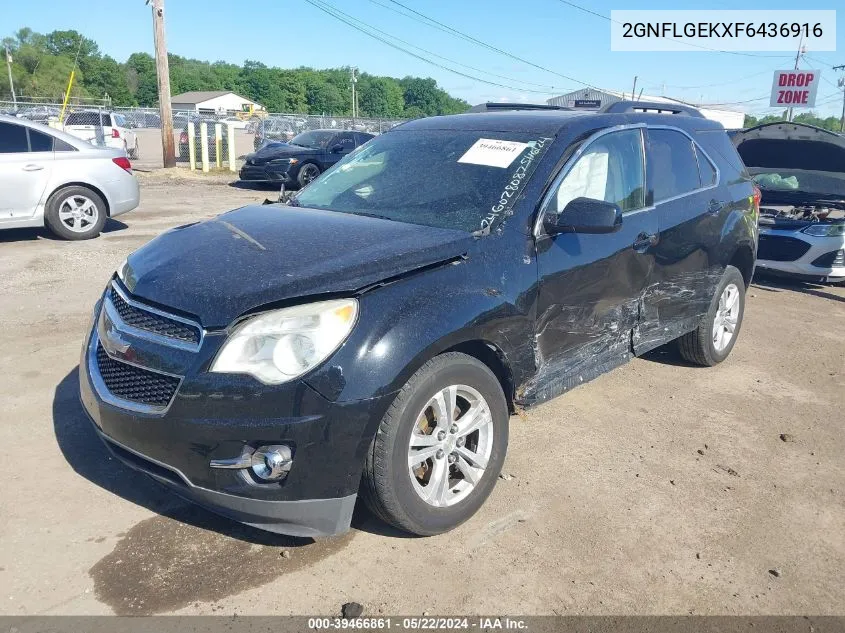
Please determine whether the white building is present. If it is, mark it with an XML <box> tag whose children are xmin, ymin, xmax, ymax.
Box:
<box><xmin>547</xmin><ymin>89</ymin><xmax>745</xmax><ymax>129</ymax></box>
<box><xmin>170</xmin><ymin>91</ymin><xmax>264</xmax><ymax>115</ymax></box>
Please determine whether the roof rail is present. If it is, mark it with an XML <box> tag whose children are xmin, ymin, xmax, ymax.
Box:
<box><xmin>469</xmin><ymin>102</ymin><xmax>571</xmax><ymax>113</ymax></box>
<box><xmin>601</xmin><ymin>101</ymin><xmax>704</xmax><ymax>118</ymax></box>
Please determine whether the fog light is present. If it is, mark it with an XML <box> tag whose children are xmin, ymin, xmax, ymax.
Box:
<box><xmin>209</xmin><ymin>444</ymin><xmax>292</xmax><ymax>481</ymax></box>
<box><xmin>251</xmin><ymin>445</ymin><xmax>292</xmax><ymax>481</ymax></box>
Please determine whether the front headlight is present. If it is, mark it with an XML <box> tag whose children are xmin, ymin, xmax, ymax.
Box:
<box><xmin>801</xmin><ymin>223</ymin><xmax>845</xmax><ymax>237</ymax></box>
<box><xmin>210</xmin><ymin>299</ymin><xmax>358</xmax><ymax>384</ymax></box>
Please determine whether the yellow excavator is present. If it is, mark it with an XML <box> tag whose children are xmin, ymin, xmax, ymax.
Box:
<box><xmin>236</xmin><ymin>103</ymin><xmax>267</xmax><ymax>123</ymax></box>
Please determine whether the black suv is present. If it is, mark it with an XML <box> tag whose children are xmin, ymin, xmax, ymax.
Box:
<box><xmin>80</xmin><ymin>102</ymin><xmax>757</xmax><ymax>538</ymax></box>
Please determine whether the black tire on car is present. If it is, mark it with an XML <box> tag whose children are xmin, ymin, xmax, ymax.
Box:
<box><xmin>44</xmin><ymin>185</ymin><xmax>107</xmax><ymax>240</ymax></box>
<box><xmin>361</xmin><ymin>352</ymin><xmax>509</xmax><ymax>536</ymax></box>
<box><xmin>296</xmin><ymin>162</ymin><xmax>321</xmax><ymax>188</ymax></box>
<box><xmin>678</xmin><ymin>265</ymin><xmax>746</xmax><ymax>366</ymax></box>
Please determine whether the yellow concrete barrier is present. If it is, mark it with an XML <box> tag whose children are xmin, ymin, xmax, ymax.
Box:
<box><xmin>187</xmin><ymin>122</ymin><xmax>197</xmax><ymax>171</ymax></box>
<box><xmin>200</xmin><ymin>121</ymin><xmax>209</xmax><ymax>173</ymax></box>
<box><xmin>227</xmin><ymin>124</ymin><xmax>236</xmax><ymax>173</ymax></box>
<box><xmin>215</xmin><ymin>123</ymin><xmax>222</xmax><ymax>169</ymax></box>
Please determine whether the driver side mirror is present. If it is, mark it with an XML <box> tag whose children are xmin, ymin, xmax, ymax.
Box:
<box><xmin>543</xmin><ymin>197</ymin><xmax>623</xmax><ymax>235</ymax></box>
<box><xmin>330</xmin><ymin>143</ymin><xmax>345</xmax><ymax>153</ymax></box>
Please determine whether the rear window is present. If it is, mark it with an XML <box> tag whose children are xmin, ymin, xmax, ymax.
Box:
<box><xmin>0</xmin><ymin>122</ymin><xmax>29</xmax><ymax>153</ymax></box>
<box><xmin>695</xmin><ymin>129</ymin><xmax>749</xmax><ymax>182</ymax></box>
<box><xmin>65</xmin><ymin>112</ymin><xmax>112</xmax><ymax>126</ymax></box>
<box><xmin>649</xmin><ymin>129</ymin><xmax>701</xmax><ymax>202</ymax></box>
<box><xmin>28</xmin><ymin>129</ymin><xmax>54</xmax><ymax>152</ymax></box>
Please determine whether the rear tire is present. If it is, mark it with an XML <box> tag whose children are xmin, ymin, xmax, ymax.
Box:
<box><xmin>361</xmin><ymin>352</ymin><xmax>509</xmax><ymax>536</ymax></box>
<box><xmin>678</xmin><ymin>265</ymin><xmax>746</xmax><ymax>366</ymax></box>
<box><xmin>44</xmin><ymin>186</ymin><xmax>107</xmax><ymax>240</ymax></box>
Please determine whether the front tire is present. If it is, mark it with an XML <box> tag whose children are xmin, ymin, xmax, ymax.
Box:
<box><xmin>296</xmin><ymin>162</ymin><xmax>321</xmax><ymax>188</ymax></box>
<box><xmin>678</xmin><ymin>265</ymin><xmax>746</xmax><ymax>366</ymax></box>
<box><xmin>362</xmin><ymin>352</ymin><xmax>509</xmax><ymax>536</ymax></box>
<box><xmin>44</xmin><ymin>186</ymin><xmax>107</xmax><ymax>240</ymax></box>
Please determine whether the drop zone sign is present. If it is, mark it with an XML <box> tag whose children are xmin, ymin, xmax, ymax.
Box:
<box><xmin>770</xmin><ymin>70</ymin><xmax>821</xmax><ymax>108</ymax></box>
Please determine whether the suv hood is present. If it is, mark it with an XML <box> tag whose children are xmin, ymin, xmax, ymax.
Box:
<box><xmin>121</xmin><ymin>205</ymin><xmax>474</xmax><ymax>327</ymax></box>
<box><xmin>731</xmin><ymin>123</ymin><xmax>845</xmax><ymax>206</ymax></box>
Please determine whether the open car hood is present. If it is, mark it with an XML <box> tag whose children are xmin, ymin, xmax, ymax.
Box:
<box><xmin>731</xmin><ymin>123</ymin><xmax>845</xmax><ymax>206</ymax></box>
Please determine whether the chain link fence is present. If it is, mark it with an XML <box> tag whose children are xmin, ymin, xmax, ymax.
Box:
<box><xmin>0</xmin><ymin>100</ymin><xmax>406</xmax><ymax>170</ymax></box>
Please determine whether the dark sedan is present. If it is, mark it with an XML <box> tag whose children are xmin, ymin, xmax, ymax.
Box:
<box><xmin>239</xmin><ymin>129</ymin><xmax>374</xmax><ymax>188</ymax></box>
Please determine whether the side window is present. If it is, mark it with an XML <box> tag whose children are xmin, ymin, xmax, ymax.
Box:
<box><xmin>549</xmin><ymin>128</ymin><xmax>645</xmax><ymax>214</ymax></box>
<box><xmin>28</xmin><ymin>129</ymin><xmax>54</xmax><ymax>152</ymax></box>
<box><xmin>54</xmin><ymin>138</ymin><xmax>77</xmax><ymax>152</ymax></box>
<box><xmin>0</xmin><ymin>122</ymin><xmax>30</xmax><ymax>153</ymax></box>
<box><xmin>648</xmin><ymin>129</ymin><xmax>702</xmax><ymax>202</ymax></box>
<box><xmin>695</xmin><ymin>144</ymin><xmax>717</xmax><ymax>187</ymax></box>
<box><xmin>333</xmin><ymin>133</ymin><xmax>355</xmax><ymax>150</ymax></box>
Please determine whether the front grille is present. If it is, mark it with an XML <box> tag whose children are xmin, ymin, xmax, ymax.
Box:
<box><xmin>811</xmin><ymin>249</ymin><xmax>845</xmax><ymax>268</ymax></box>
<box><xmin>96</xmin><ymin>344</ymin><xmax>180</xmax><ymax>408</ymax></box>
<box><xmin>109</xmin><ymin>286</ymin><xmax>200</xmax><ymax>344</ymax></box>
<box><xmin>757</xmin><ymin>234</ymin><xmax>812</xmax><ymax>262</ymax></box>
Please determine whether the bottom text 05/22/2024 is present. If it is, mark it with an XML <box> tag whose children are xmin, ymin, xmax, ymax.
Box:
<box><xmin>307</xmin><ymin>617</ymin><xmax>529</xmax><ymax>630</ymax></box>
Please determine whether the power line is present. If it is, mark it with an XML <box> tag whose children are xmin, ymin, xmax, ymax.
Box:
<box><xmin>371</xmin><ymin>0</ymin><xmax>600</xmax><ymax>90</ymax></box>
<box><xmin>303</xmin><ymin>0</ymin><xmax>568</xmax><ymax>95</ymax></box>
<box><xmin>307</xmin><ymin>0</ymin><xmax>566</xmax><ymax>93</ymax></box>
<box><xmin>643</xmin><ymin>69</ymin><xmax>774</xmax><ymax>91</ymax></box>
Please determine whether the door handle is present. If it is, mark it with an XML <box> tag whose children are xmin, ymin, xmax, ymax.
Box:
<box><xmin>22</xmin><ymin>164</ymin><xmax>44</xmax><ymax>171</ymax></box>
<box><xmin>633</xmin><ymin>232</ymin><xmax>658</xmax><ymax>252</ymax></box>
<box><xmin>708</xmin><ymin>199</ymin><xmax>726</xmax><ymax>215</ymax></box>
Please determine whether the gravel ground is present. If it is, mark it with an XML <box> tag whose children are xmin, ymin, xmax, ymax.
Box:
<box><xmin>0</xmin><ymin>173</ymin><xmax>843</xmax><ymax>616</ymax></box>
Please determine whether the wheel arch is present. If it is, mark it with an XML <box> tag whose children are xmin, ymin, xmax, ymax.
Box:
<box><xmin>728</xmin><ymin>242</ymin><xmax>755</xmax><ymax>287</ymax></box>
<box><xmin>47</xmin><ymin>181</ymin><xmax>112</xmax><ymax>217</ymax></box>
<box><xmin>442</xmin><ymin>340</ymin><xmax>516</xmax><ymax>413</ymax></box>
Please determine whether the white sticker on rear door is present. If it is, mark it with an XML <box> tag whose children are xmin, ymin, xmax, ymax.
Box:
<box><xmin>458</xmin><ymin>138</ymin><xmax>529</xmax><ymax>169</ymax></box>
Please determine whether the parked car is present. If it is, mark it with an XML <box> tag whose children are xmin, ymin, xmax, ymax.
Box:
<box><xmin>731</xmin><ymin>122</ymin><xmax>845</xmax><ymax>283</ymax></box>
<box><xmin>125</xmin><ymin>110</ymin><xmax>161</xmax><ymax>129</ymax></box>
<box><xmin>240</xmin><ymin>129</ymin><xmax>374</xmax><ymax>187</ymax></box>
<box><xmin>0</xmin><ymin>114</ymin><xmax>139</xmax><ymax>239</ymax></box>
<box><xmin>177</xmin><ymin>118</ymin><xmax>230</xmax><ymax>162</ymax></box>
<box><xmin>62</xmin><ymin>110</ymin><xmax>139</xmax><ymax>159</ymax></box>
<box><xmin>253</xmin><ymin>117</ymin><xmax>299</xmax><ymax>150</ymax></box>
<box><xmin>79</xmin><ymin>102</ymin><xmax>756</xmax><ymax>538</ymax></box>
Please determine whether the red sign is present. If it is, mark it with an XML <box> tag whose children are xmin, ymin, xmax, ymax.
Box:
<box><xmin>770</xmin><ymin>70</ymin><xmax>821</xmax><ymax>108</ymax></box>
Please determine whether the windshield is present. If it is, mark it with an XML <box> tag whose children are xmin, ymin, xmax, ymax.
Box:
<box><xmin>291</xmin><ymin>129</ymin><xmax>554</xmax><ymax>232</ymax></box>
<box><xmin>290</xmin><ymin>130</ymin><xmax>334</xmax><ymax>148</ymax></box>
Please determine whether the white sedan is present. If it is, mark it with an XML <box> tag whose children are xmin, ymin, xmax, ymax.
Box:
<box><xmin>0</xmin><ymin>114</ymin><xmax>139</xmax><ymax>240</ymax></box>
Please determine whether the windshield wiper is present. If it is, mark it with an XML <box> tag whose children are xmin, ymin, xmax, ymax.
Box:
<box><xmin>347</xmin><ymin>211</ymin><xmax>396</xmax><ymax>222</ymax></box>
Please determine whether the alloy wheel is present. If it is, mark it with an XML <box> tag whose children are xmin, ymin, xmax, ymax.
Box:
<box><xmin>407</xmin><ymin>384</ymin><xmax>494</xmax><ymax>508</ymax></box>
<box><xmin>58</xmin><ymin>195</ymin><xmax>99</xmax><ymax>233</ymax></box>
<box><xmin>712</xmin><ymin>283</ymin><xmax>740</xmax><ymax>352</ymax></box>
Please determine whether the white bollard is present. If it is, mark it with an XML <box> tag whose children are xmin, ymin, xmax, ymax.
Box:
<box><xmin>200</xmin><ymin>121</ymin><xmax>210</xmax><ymax>173</ymax></box>
<box><xmin>227</xmin><ymin>124</ymin><xmax>237</xmax><ymax>173</ymax></box>
<box><xmin>187</xmin><ymin>122</ymin><xmax>197</xmax><ymax>171</ymax></box>
<box><xmin>214</xmin><ymin>122</ymin><xmax>223</xmax><ymax>169</ymax></box>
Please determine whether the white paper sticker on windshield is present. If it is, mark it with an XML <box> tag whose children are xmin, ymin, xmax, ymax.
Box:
<box><xmin>458</xmin><ymin>138</ymin><xmax>529</xmax><ymax>169</ymax></box>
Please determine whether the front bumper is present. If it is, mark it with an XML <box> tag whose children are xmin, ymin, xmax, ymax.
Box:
<box><xmin>78</xmin><ymin>283</ymin><xmax>391</xmax><ymax>536</ymax></box>
<box><xmin>239</xmin><ymin>161</ymin><xmax>295</xmax><ymax>183</ymax></box>
<box><xmin>756</xmin><ymin>228</ymin><xmax>845</xmax><ymax>283</ymax></box>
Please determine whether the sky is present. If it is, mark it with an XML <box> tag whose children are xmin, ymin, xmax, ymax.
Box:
<box><xmin>3</xmin><ymin>0</ymin><xmax>844</xmax><ymax>117</ymax></box>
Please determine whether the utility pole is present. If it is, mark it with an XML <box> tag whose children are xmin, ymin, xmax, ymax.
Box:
<box><xmin>834</xmin><ymin>65</ymin><xmax>845</xmax><ymax>133</ymax></box>
<box><xmin>4</xmin><ymin>45</ymin><xmax>16</xmax><ymax>109</ymax></box>
<box><xmin>787</xmin><ymin>35</ymin><xmax>805</xmax><ymax>122</ymax></box>
<box><xmin>148</xmin><ymin>0</ymin><xmax>175</xmax><ymax>168</ymax></box>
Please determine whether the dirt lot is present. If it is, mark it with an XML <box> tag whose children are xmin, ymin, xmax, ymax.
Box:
<box><xmin>0</xmin><ymin>174</ymin><xmax>843</xmax><ymax>616</ymax></box>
